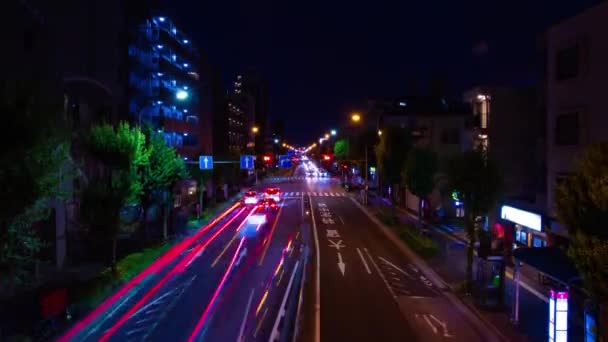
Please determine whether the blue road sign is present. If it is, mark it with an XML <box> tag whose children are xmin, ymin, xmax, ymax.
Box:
<box><xmin>278</xmin><ymin>155</ymin><xmax>292</xmax><ymax>169</ymax></box>
<box><xmin>199</xmin><ymin>155</ymin><xmax>214</xmax><ymax>170</ymax></box>
<box><xmin>240</xmin><ymin>155</ymin><xmax>254</xmax><ymax>170</ymax></box>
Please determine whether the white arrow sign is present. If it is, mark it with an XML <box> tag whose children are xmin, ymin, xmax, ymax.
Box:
<box><xmin>415</xmin><ymin>313</ymin><xmax>452</xmax><ymax>338</ymax></box>
<box><xmin>337</xmin><ymin>252</ymin><xmax>346</xmax><ymax>276</ymax></box>
<box><xmin>203</xmin><ymin>157</ymin><xmax>209</xmax><ymax>168</ymax></box>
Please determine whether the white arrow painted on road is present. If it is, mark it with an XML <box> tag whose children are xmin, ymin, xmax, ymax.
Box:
<box><xmin>337</xmin><ymin>252</ymin><xmax>346</xmax><ymax>276</ymax></box>
<box><xmin>416</xmin><ymin>313</ymin><xmax>452</xmax><ymax>338</ymax></box>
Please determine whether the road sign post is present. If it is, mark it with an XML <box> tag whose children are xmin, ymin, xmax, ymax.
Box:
<box><xmin>199</xmin><ymin>155</ymin><xmax>214</xmax><ymax>170</ymax></box>
<box><xmin>278</xmin><ymin>155</ymin><xmax>292</xmax><ymax>169</ymax></box>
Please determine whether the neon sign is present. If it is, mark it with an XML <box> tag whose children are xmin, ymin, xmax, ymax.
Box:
<box><xmin>549</xmin><ymin>289</ymin><xmax>568</xmax><ymax>342</ymax></box>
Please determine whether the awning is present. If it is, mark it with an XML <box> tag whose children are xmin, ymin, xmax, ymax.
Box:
<box><xmin>513</xmin><ymin>247</ymin><xmax>580</xmax><ymax>286</ymax></box>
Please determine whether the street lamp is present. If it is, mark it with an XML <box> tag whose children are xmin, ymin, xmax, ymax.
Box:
<box><xmin>378</xmin><ymin>130</ymin><xmax>383</xmax><ymax>136</ymax></box>
<box><xmin>175</xmin><ymin>90</ymin><xmax>189</xmax><ymax>100</ymax></box>
<box><xmin>274</xmin><ymin>138</ymin><xmax>279</xmax><ymax>144</ymax></box>
<box><xmin>324</xmin><ymin>133</ymin><xmax>330</xmax><ymax>139</ymax></box>
<box><xmin>251</xmin><ymin>126</ymin><xmax>259</xmax><ymax>134</ymax></box>
<box><xmin>350</xmin><ymin>112</ymin><xmax>368</xmax><ymax>204</ymax></box>
<box><xmin>331</xmin><ymin>129</ymin><xmax>337</xmax><ymax>136</ymax></box>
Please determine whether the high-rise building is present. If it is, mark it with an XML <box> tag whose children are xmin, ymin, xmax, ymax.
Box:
<box><xmin>128</xmin><ymin>14</ymin><xmax>201</xmax><ymax>159</ymax></box>
<box><xmin>240</xmin><ymin>71</ymin><xmax>269</xmax><ymax>155</ymax></box>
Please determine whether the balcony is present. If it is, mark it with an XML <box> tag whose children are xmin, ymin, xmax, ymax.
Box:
<box><xmin>164</xmin><ymin>116</ymin><xmax>198</xmax><ymax>135</ymax></box>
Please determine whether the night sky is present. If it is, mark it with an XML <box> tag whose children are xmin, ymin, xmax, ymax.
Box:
<box><xmin>172</xmin><ymin>0</ymin><xmax>597</xmax><ymax>145</ymax></box>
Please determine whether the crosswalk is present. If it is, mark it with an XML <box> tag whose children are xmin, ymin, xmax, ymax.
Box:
<box><xmin>280</xmin><ymin>191</ymin><xmax>346</xmax><ymax>198</ymax></box>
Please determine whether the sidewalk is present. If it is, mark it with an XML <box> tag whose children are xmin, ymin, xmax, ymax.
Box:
<box><xmin>366</xmin><ymin>195</ymin><xmax>547</xmax><ymax>341</ymax></box>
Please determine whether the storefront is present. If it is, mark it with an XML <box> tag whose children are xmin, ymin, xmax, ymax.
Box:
<box><xmin>500</xmin><ymin>205</ymin><xmax>546</xmax><ymax>248</ymax></box>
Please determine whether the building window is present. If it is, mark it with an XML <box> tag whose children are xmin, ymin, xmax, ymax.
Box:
<box><xmin>555</xmin><ymin>112</ymin><xmax>579</xmax><ymax>146</ymax></box>
<box><xmin>556</xmin><ymin>44</ymin><xmax>579</xmax><ymax>81</ymax></box>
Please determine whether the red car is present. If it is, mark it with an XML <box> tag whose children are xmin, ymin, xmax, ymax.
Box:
<box><xmin>263</xmin><ymin>187</ymin><xmax>281</xmax><ymax>202</ymax></box>
<box><xmin>259</xmin><ymin>198</ymin><xmax>278</xmax><ymax>211</ymax></box>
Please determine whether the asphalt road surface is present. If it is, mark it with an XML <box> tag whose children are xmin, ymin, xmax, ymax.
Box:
<box><xmin>60</xmin><ymin>160</ymin><xmax>491</xmax><ymax>342</ymax></box>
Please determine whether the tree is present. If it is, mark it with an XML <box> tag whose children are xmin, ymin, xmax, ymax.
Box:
<box><xmin>403</xmin><ymin>147</ymin><xmax>438</xmax><ymax>225</ymax></box>
<box><xmin>84</xmin><ymin>122</ymin><xmax>147</xmax><ymax>269</ymax></box>
<box><xmin>334</xmin><ymin>139</ymin><xmax>350</xmax><ymax>160</ymax></box>
<box><xmin>140</xmin><ymin>128</ymin><xmax>188</xmax><ymax>240</ymax></box>
<box><xmin>0</xmin><ymin>81</ymin><xmax>71</xmax><ymax>286</ymax></box>
<box><xmin>447</xmin><ymin>146</ymin><xmax>502</xmax><ymax>291</ymax></box>
<box><xmin>375</xmin><ymin>126</ymin><xmax>412</xmax><ymax>201</ymax></box>
<box><xmin>555</xmin><ymin>142</ymin><xmax>608</xmax><ymax>336</ymax></box>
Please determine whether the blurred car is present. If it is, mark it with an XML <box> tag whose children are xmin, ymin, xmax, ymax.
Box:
<box><xmin>242</xmin><ymin>191</ymin><xmax>259</xmax><ymax>205</ymax></box>
<box><xmin>260</xmin><ymin>198</ymin><xmax>278</xmax><ymax>211</ymax></box>
<box><xmin>264</xmin><ymin>187</ymin><xmax>281</xmax><ymax>202</ymax></box>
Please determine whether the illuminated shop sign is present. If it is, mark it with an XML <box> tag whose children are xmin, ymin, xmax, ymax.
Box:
<box><xmin>500</xmin><ymin>205</ymin><xmax>542</xmax><ymax>232</ymax></box>
<box><xmin>549</xmin><ymin>290</ymin><xmax>568</xmax><ymax>342</ymax></box>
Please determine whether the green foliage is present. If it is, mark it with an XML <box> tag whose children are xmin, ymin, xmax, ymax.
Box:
<box><xmin>334</xmin><ymin>139</ymin><xmax>350</xmax><ymax>160</ymax></box>
<box><xmin>142</xmin><ymin>131</ymin><xmax>188</xmax><ymax>194</ymax></box>
<box><xmin>375</xmin><ymin>126</ymin><xmax>412</xmax><ymax>185</ymax></box>
<box><xmin>447</xmin><ymin>146</ymin><xmax>502</xmax><ymax>289</ymax></box>
<box><xmin>555</xmin><ymin>142</ymin><xmax>608</xmax><ymax>300</ymax></box>
<box><xmin>399</xmin><ymin>224</ymin><xmax>439</xmax><ymax>259</ymax></box>
<box><xmin>403</xmin><ymin>147</ymin><xmax>438</xmax><ymax>198</ymax></box>
<box><xmin>0</xmin><ymin>81</ymin><xmax>71</xmax><ymax>285</ymax></box>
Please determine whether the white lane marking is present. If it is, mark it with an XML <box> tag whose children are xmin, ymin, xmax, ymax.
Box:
<box><xmin>79</xmin><ymin>283</ymin><xmax>140</xmax><ymax>339</ymax></box>
<box><xmin>364</xmin><ymin>248</ymin><xmax>397</xmax><ymax>299</ymax></box>
<box><xmin>237</xmin><ymin>288</ymin><xmax>256</xmax><ymax>342</ymax></box>
<box><xmin>338</xmin><ymin>216</ymin><xmax>345</xmax><ymax>225</ymax></box>
<box><xmin>356</xmin><ymin>248</ymin><xmax>372</xmax><ymax>274</ymax></box>
<box><xmin>131</xmin><ymin>288</ymin><xmax>176</xmax><ymax>317</ymax></box>
<box><xmin>378</xmin><ymin>257</ymin><xmax>415</xmax><ymax>280</ymax></box>
<box><xmin>309</xmin><ymin>195</ymin><xmax>321</xmax><ymax>342</ymax></box>
<box><xmin>126</xmin><ymin>326</ymin><xmax>148</xmax><ymax>336</ymax></box>
<box><xmin>268</xmin><ymin>260</ymin><xmax>300</xmax><ymax>342</ymax></box>
<box><xmin>324</xmin><ymin>192</ymin><xmax>329</xmax><ymax>196</ymax></box>
<box><xmin>337</xmin><ymin>252</ymin><xmax>346</xmax><ymax>276</ymax></box>
<box><xmin>423</xmin><ymin>314</ymin><xmax>438</xmax><ymax>334</ymax></box>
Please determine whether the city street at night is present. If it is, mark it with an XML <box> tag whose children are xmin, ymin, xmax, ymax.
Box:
<box><xmin>2</xmin><ymin>1</ymin><xmax>608</xmax><ymax>341</ymax></box>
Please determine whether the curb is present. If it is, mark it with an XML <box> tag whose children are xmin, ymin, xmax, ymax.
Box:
<box><xmin>350</xmin><ymin>197</ymin><xmax>509</xmax><ymax>342</ymax></box>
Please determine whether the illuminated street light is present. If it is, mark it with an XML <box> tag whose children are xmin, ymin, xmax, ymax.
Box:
<box><xmin>378</xmin><ymin>130</ymin><xmax>383</xmax><ymax>136</ymax></box>
<box><xmin>274</xmin><ymin>138</ymin><xmax>279</xmax><ymax>144</ymax></box>
<box><xmin>351</xmin><ymin>113</ymin><xmax>361</xmax><ymax>123</ymax></box>
<box><xmin>252</xmin><ymin>126</ymin><xmax>259</xmax><ymax>134</ymax></box>
<box><xmin>324</xmin><ymin>133</ymin><xmax>330</xmax><ymax>139</ymax></box>
<box><xmin>175</xmin><ymin>90</ymin><xmax>189</xmax><ymax>100</ymax></box>
<box><xmin>319</xmin><ymin>138</ymin><xmax>323</xmax><ymax>144</ymax></box>
<box><xmin>330</xmin><ymin>129</ymin><xmax>337</xmax><ymax>136</ymax></box>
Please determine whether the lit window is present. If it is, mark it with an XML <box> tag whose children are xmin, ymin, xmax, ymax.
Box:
<box><xmin>172</xmin><ymin>28</ymin><xmax>177</xmax><ymax>34</ymax></box>
<box><xmin>183</xmin><ymin>63</ymin><xmax>189</xmax><ymax>68</ymax></box>
<box><xmin>172</xmin><ymin>54</ymin><xmax>176</xmax><ymax>61</ymax></box>
<box><xmin>157</xmin><ymin>44</ymin><xmax>163</xmax><ymax>49</ymax></box>
<box><xmin>399</xmin><ymin>101</ymin><xmax>407</xmax><ymax>107</ymax></box>
<box><xmin>183</xmin><ymin>109</ymin><xmax>188</xmax><ymax>113</ymax></box>
<box><xmin>183</xmin><ymin>39</ymin><xmax>189</xmax><ymax>44</ymax></box>
<box><xmin>158</xmin><ymin>17</ymin><xmax>166</xmax><ymax>22</ymax></box>
<box><xmin>183</xmin><ymin>86</ymin><xmax>188</xmax><ymax>90</ymax></box>
<box><xmin>157</xmin><ymin>72</ymin><xmax>163</xmax><ymax>77</ymax></box>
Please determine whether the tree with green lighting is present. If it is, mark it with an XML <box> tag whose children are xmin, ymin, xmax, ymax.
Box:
<box><xmin>333</xmin><ymin>139</ymin><xmax>350</xmax><ymax>160</ymax></box>
<box><xmin>82</xmin><ymin>122</ymin><xmax>148</xmax><ymax>269</ymax></box>
<box><xmin>140</xmin><ymin>126</ymin><xmax>188</xmax><ymax>240</ymax></box>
